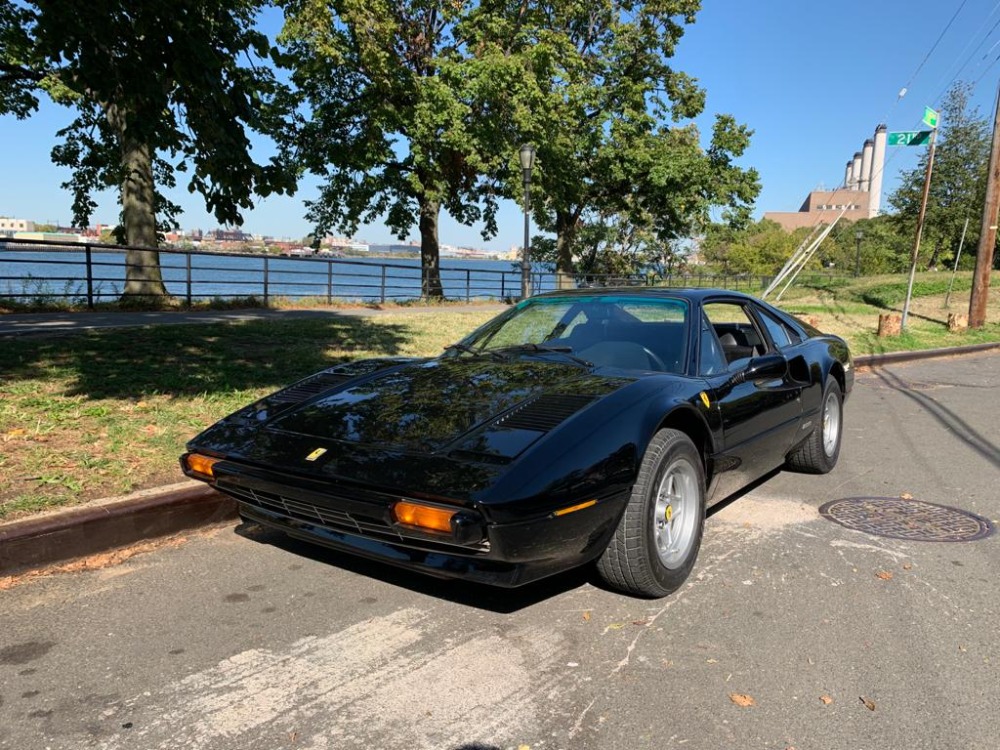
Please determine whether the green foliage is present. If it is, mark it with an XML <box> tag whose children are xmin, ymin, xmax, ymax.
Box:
<box><xmin>5</xmin><ymin>0</ymin><xmax>296</xmax><ymax>263</ymax></box>
<box><xmin>279</xmin><ymin>0</ymin><xmax>519</xmax><ymax>296</ymax></box>
<box><xmin>510</xmin><ymin>1</ymin><xmax>760</xmax><ymax>273</ymax></box>
<box><xmin>888</xmin><ymin>82</ymin><xmax>990</xmax><ymax>270</ymax></box>
<box><xmin>700</xmin><ymin>219</ymin><xmax>799</xmax><ymax>275</ymax></box>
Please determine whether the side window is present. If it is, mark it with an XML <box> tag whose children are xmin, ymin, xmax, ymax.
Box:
<box><xmin>698</xmin><ymin>313</ymin><xmax>727</xmax><ymax>376</ymax></box>
<box><xmin>703</xmin><ymin>302</ymin><xmax>763</xmax><ymax>371</ymax></box>
<box><xmin>758</xmin><ymin>310</ymin><xmax>791</xmax><ymax>348</ymax></box>
<box><xmin>757</xmin><ymin>309</ymin><xmax>802</xmax><ymax>349</ymax></box>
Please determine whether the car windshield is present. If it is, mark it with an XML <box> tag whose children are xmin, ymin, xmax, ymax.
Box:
<box><xmin>459</xmin><ymin>295</ymin><xmax>689</xmax><ymax>374</ymax></box>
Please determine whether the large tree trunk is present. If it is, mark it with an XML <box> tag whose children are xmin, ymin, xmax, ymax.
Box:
<box><xmin>555</xmin><ymin>209</ymin><xmax>579</xmax><ymax>289</ymax></box>
<box><xmin>418</xmin><ymin>196</ymin><xmax>444</xmax><ymax>299</ymax></box>
<box><xmin>108</xmin><ymin>103</ymin><xmax>168</xmax><ymax>301</ymax></box>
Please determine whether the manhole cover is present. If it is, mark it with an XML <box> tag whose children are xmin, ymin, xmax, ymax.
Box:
<box><xmin>819</xmin><ymin>497</ymin><xmax>995</xmax><ymax>542</ymax></box>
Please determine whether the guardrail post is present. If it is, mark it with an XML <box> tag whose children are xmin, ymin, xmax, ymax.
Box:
<box><xmin>380</xmin><ymin>265</ymin><xmax>387</xmax><ymax>304</ymax></box>
<box><xmin>185</xmin><ymin>251</ymin><xmax>192</xmax><ymax>306</ymax></box>
<box><xmin>263</xmin><ymin>256</ymin><xmax>270</xmax><ymax>305</ymax></box>
<box><xmin>466</xmin><ymin>269</ymin><xmax>471</xmax><ymax>302</ymax></box>
<box><xmin>501</xmin><ymin>274</ymin><xmax>506</xmax><ymax>300</ymax></box>
<box><xmin>327</xmin><ymin>261</ymin><xmax>333</xmax><ymax>304</ymax></box>
<box><xmin>84</xmin><ymin>243</ymin><xmax>95</xmax><ymax>309</ymax></box>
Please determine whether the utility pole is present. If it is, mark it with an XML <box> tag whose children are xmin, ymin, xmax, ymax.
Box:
<box><xmin>969</xmin><ymin>83</ymin><xmax>1000</xmax><ymax>328</ymax></box>
<box><xmin>901</xmin><ymin>127</ymin><xmax>937</xmax><ymax>330</ymax></box>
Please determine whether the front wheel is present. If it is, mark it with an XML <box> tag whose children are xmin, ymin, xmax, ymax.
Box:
<box><xmin>597</xmin><ymin>429</ymin><xmax>706</xmax><ymax>598</ymax></box>
<box><xmin>786</xmin><ymin>377</ymin><xmax>843</xmax><ymax>474</ymax></box>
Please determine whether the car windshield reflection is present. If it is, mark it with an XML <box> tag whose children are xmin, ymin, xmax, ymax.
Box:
<box><xmin>460</xmin><ymin>295</ymin><xmax>689</xmax><ymax>373</ymax></box>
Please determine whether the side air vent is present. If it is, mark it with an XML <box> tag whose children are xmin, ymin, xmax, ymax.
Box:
<box><xmin>269</xmin><ymin>372</ymin><xmax>352</xmax><ymax>405</ymax></box>
<box><xmin>496</xmin><ymin>394</ymin><xmax>596</xmax><ymax>433</ymax></box>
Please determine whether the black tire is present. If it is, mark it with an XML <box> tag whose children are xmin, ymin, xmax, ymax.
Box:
<box><xmin>597</xmin><ymin>428</ymin><xmax>706</xmax><ymax>598</ymax></box>
<box><xmin>786</xmin><ymin>377</ymin><xmax>843</xmax><ymax>474</ymax></box>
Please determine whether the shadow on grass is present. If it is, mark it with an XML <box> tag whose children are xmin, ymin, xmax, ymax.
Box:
<box><xmin>0</xmin><ymin>316</ymin><xmax>412</xmax><ymax>400</ymax></box>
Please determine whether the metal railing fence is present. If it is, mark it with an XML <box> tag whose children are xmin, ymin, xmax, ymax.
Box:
<box><xmin>0</xmin><ymin>238</ymin><xmax>848</xmax><ymax>308</ymax></box>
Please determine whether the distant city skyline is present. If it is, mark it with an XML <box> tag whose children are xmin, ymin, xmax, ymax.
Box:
<box><xmin>3</xmin><ymin>2</ymin><xmax>999</xmax><ymax>248</ymax></box>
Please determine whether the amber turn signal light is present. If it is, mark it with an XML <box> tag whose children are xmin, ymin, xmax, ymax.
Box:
<box><xmin>185</xmin><ymin>453</ymin><xmax>220</xmax><ymax>479</ymax></box>
<box><xmin>392</xmin><ymin>500</ymin><xmax>456</xmax><ymax>533</ymax></box>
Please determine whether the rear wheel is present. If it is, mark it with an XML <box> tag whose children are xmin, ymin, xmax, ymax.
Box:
<box><xmin>786</xmin><ymin>378</ymin><xmax>843</xmax><ymax>474</ymax></box>
<box><xmin>597</xmin><ymin>429</ymin><xmax>706</xmax><ymax>598</ymax></box>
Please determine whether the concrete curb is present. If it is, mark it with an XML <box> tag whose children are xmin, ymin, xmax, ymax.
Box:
<box><xmin>853</xmin><ymin>340</ymin><xmax>1000</xmax><ymax>368</ymax></box>
<box><xmin>0</xmin><ymin>482</ymin><xmax>236</xmax><ymax>575</ymax></box>
<box><xmin>2</xmin><ymin>342</ymin><xmax>998</xmax><ymax>576</ymax></box>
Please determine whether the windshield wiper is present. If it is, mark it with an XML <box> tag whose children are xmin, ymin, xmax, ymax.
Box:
<box><xmin>496</xmin><ymin>343</ymin><xmax>593</xmax><ymax>368</ymax></box>
<box><xmin>444</xmin><ymin>342</ymin><xmax>507</xmax><ymax>362</ymax></box>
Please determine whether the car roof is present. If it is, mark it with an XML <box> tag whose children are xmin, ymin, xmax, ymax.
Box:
<box><xmin>530</xmin><ymin>287</ymin><xmax>757</xmax><ymax>304</ymax></box>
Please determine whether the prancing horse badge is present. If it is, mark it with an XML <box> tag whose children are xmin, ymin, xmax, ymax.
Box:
<box><xmin>305</xmin><ymin>447</ymin><xmax>328</xmax><ymax>462</ymax></box>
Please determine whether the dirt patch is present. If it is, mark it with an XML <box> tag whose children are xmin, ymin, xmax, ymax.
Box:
<box><xmin>0</xmin><ymin>533</ymin><xmax>193</xmax><ymax>591</ymax></box>
<box><xmin>711</xmin><ymin>496</ymin><xmax>818</xmax><ymax>533</ymax></box>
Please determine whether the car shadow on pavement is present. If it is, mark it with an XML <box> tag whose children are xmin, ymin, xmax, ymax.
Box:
<box><xmin>233</xmin><ymin>522</ymin><xmax>593</xmax><ymax>613</ymax></box>
<box><xmin>232</xmin><ymin>470</ymin><xmax>789</xmax><ymax>611</ymax></box>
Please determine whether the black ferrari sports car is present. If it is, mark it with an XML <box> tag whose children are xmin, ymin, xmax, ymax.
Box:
<box><xmin>182</xmin><ymin>288</ymin><xmax>852</xmax><ymax>597</ymax></box>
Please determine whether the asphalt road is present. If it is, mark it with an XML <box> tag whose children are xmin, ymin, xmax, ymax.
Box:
<box><xmin>2</xmin><ymin>353</ymin><xmax>998</xmax><ymax>750</ymax></box>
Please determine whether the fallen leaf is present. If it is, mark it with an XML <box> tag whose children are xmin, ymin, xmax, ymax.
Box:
<box><xmin>606</xmin><ymin>622</ymin><xmax>625</xmax><ymax>630</ymax></box>
<box><xmin>959</xmin><ymin>645</ymin><xmax>967</xmax><ymax>652</ymax></box>
<box><xmin>289</xmin><ymin>731</ymin><xmax>298</xmax><ymax>742</ymax></box>
<box><xmin>900</xmin><ymin>492</ymin><xmax>913</xmax><ymax>500</ymax></box>
<box><xmin>860</xmin><ymin>697</ymin><xmax>876</xmax><ymax>711</ymax></box>
<box><xmin>902</xmin><ymin>562</ymin><xmax>913</xmax><ymax>571</ymax></box>
<box><xmin>136</xmin><ymin>401</ymin><xmax>149</xmax><ymax>408</ymax></box>
<box><xmin>518</xmin><ymin>745</ymin><xmax>531</xmax><ymax>750</ymax></box>
<box><xmin>706</xmin><ymin>658</ymin><xmax>719</xmax><ymax>664</ymax></box>
<box><xmin>875</xmin><ymin>570</ymin><xmax>894</xmax><ymax>581</ymax></box>
<box><xmin>729</xmin><ymin>693</ymin><xmax>755</xmax><ymax>707</ymax></box>
<box><xmin>819</xmin><ymin>695</ymin><xmax>834</xmax><ymax>705</ymax></box>
<box><xmin>632</xmin><ymin>619</ymin><xmax>649</xmax><ymax>626</ymax></box>
<box><xmin>582</xmin><ymin>611</ymin><xmax>591</xmax><ymax>621</ymax></box>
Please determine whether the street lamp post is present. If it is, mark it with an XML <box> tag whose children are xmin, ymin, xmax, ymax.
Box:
<box><xmin>854</xmin><ymin>229</ymin><xmax>863</xmax><ymax>278</ymax></box>
<box><xmin>519</xmin><ymin>143</ymin><xmax>536</xmax><ymax>300</ymax></box>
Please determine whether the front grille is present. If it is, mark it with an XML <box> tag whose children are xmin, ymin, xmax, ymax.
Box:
<box><xmin>497</xmin><ymin>394</ymin><xmax>596</xmax><ymax>432</ymax></box>
<box><xmin>219</xmin><ymin>479</ymin><xmax>489</xmax><ymax>553</ymax></box>
<box><xmin>224</xmin><ymin>482</ymin><xmax>395</xmax><ymax>538</ymax></box>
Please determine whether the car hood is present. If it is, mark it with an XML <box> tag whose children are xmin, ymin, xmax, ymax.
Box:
<box><xmin>263</xmin><ymin>356</ymin><xmax>631</xmax><ymax>455</ymax></box>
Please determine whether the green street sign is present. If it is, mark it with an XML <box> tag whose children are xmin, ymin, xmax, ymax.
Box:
<box><xmin>923</xmin><ymin>106</ymin><xmax>939</xmax><ymax>128</ymax></box>
<box><xmin>888</xmin><ymin>130</ymin><xmax>932</xmax><ymax>146</ymax></box>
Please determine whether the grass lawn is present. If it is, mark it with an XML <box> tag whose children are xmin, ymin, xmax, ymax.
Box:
<box><xmin>1</xmin><ymin>274</ymin><xmax>998</xmax><ymax>521</ymax></box>
<box><xmin>0</xmin><ymin>311</ymin><xmax>496</xmax><ymax>520</ymax></box>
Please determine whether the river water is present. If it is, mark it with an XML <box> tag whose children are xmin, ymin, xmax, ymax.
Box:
<box><xmin>0</xmin><ymin>246</ymin><xmax>561</xmax><ymax>302</ymax></box>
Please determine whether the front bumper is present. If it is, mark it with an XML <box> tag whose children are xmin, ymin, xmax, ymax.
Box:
<box><xmin>189</xmin><ymin>457</ymin><xmax>626</xmax><ymax>588</ymax></box>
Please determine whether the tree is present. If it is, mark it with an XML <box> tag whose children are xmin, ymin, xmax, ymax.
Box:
<box><xmin>507</xmin><ymin>0</ymin><xmax>759</xmax><ymax>277</ymax></box>
<box><xmin>700</xmin><ymin>219</ymin><xmax>800</xmax><ymax>276</ymax></box>
<box><xmin>4</xmin><ymin>0</ymin><xmax>294</xmax><ymax>299</ymax></box>
<box><xmin>279</xmin><ymin>0</ymin><xmax>519</xmax><ymax>298</ymax></box>
<box><xmin>889</xmin><ymin>82</ymin><xmax>990</xmax><ymax>270</ymax></box>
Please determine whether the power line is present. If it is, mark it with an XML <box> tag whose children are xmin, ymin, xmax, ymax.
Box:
<box><xmin>929</xmin><ymin>1</ymin><xmax>1000</xmax><ymax>105</ymax></box>
<box><xmin>898</xmin><ymin>0</ymin><xmax>972</xmax><ymax>100</ymax></box>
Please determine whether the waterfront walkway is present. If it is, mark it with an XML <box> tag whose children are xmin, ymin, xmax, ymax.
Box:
<box><xmin>0</xmin><ymin>303</ymin><xmax>509</xmax><ymax>338</ymax></box>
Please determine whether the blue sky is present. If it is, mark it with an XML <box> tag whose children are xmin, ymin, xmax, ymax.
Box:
<box><xmin>2</xmin><ymin>1</ymin><xmax>998</xmax><ymax>249</ymax></box>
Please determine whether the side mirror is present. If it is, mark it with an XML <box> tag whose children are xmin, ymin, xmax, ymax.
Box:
<box><xmin>743</xmin><ymin>353</ymin><xmax>788</xmax><ymax>381</ymax></box>
<box><xmin>726</xmin><ymin>353</ymin><xmax>787</xmax><ymax>388</ymax></box>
